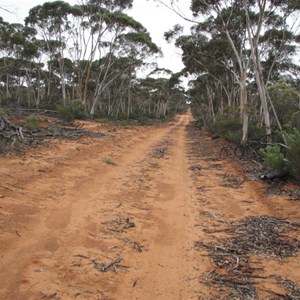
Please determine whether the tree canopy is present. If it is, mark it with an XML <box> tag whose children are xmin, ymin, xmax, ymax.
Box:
<box><xmin>0</xmin><ymin>0</ymin><xmax>187</xmax><ymax>118</ymax></box>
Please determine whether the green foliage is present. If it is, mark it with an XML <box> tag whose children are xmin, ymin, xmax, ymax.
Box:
<box><xmin>137</xmin><ymin>115</ymin><xmax>149</xmax><ymax>125</ymax></box>
<box><xmin>286</xmin><ymin>130</ymin><xmax>300</xmax><ymax>180</ymax></box>
<box><xmin>206</xmin><ymin>119</ymin><xmax>242</xmax><ymax>143</ymax></box>
<box><xmin>194</xmin><ymin>117</ymin><xmax>206</xmax><ymax>129</ymax></box>
<box><xmin>71</xmin><ymin>99</ymin><xmax>84</xmax><ymax>119</ymax></box>
<box><xmin>164</xmin><ymin>24</ymin><xmax>184</xmax><ymax>43</ymax></box>
<box><xmin>108</xmin><ymin>11</ymin><xmax>144</xmax><ymax>31</ymax></box>
<box><xmin>260</xmin><ymin>145</ymin><xmax>288</xmax><ymax>175</ymax></box>
<box><xmin>56</xmin><ymin>105</ymin><xmax>75</xmax><ymax>123</ymax></box>
<box><xmin>12</xmin><ymin>139</ymin><xmax>23</xmax><ymax>152</ymax></box>
<box><xmin>56</xmin><ymin>100</ymin><xmax>84</xmax><ymax>122</ymax></box>
<box><xmin>260</xmin><ymin>129</ymin><xmax>300</xmax><ymax>179</ymax></box>
<box><xmin>290</xmin><ymin>112</ymin><xmax>300</xmax><ymax>130</ymax></box>
<box><xmin>284</xmin><ymin>128</ymin><xmax>300</xmax><ymax>146</ymax></box>
<box><xmin>25</xmin><ymin>114</ymin><xmax>40</xmax><ymax>131</ymax></box>
<box><xmin>268</xmin><ymin>80</ymin><xmax>300</xmax><ymax>126</ymax></box>
<box><xmin>225</xmin><ymin>130</ymin><xmax>243</xmax><ymax>144</ymax></box>
<box><xmin>248</xmin><ymin>125</ymin><xmax>267</xmax><ymax>141</ymax></box>
<box><xmin>205</xmin><ymin>118</ymin><xmax>276</xmax><ymax>145</ymax></box>
<box><xmin>98</xmin><ymin>118</ymin><xmax>109</xmax><ymax>123</ymax></box>
<box><xmin>122</xmin><ymin>32</ymin><xmax>160</xmax><ymax>53</ymax></box>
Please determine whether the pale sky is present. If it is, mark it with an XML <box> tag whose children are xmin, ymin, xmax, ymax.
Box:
<box><xmin>0</xmin><ymin>0</ymin><xmax>193</xmax><ymax>74</ymax></box>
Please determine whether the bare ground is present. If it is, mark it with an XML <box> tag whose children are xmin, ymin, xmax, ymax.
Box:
<box><xmin>0</xmin><ymin>112</ymin><xmax>300</xmax><ymax>299</ymax></box>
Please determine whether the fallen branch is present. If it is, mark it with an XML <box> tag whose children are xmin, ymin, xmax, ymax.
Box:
<box><xmin>90</xmin><ymin>257</ymin><xmax>123</xmax><ymax>273</ymax></box>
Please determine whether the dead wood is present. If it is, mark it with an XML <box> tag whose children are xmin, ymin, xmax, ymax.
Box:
<box><xmin>196</xmin><ymin>215</ymin><xmax>300</xmax><ymax>299</ymax></box>
<box><xmin>91</xmin><ymin>257</ymin><xmax>122</xmax><ymax>273</ymax></box>
<box><xmin>0</xmin><ymin>116</ymin><xmax>31</xmax><ymax>145</ymax></box>
<box><xmin>0</xmin><ymin>115</ymin><xmax>109</xmax><ymax>155</ymax></box>
<box><xmin>16</xmin><ymin>108</ymin><xmax>58</xmax><ymax>114</ymax></box>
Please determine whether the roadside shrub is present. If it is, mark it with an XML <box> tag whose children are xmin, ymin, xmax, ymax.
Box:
<box><xmin>72</xmin><ymin>99</ymin><xmax>84</xmax><ymax>119</ymax></box>
<box><xmin>194</xmin><ymin>117</ymin><xmax>206</xmax><ymax>129</ymax></box>
<box><xmin>98</xmin><ymin>118</ymin><xmax>109</xmax><ymax>124</ymax></box>
<box><xmin>286</xmin><ymin>130</ymin><xmax>300</xmax><ymax>180</ymax></box>
<box><xmin>260</xmin><ymin>145</ymin><xmax>288</xmax><ymax>175</ymax></box>
<box><xmin>207</xmin><ymin>119</ymin><xmax>241</xmax><ymax>135</ymax></box>
<box><xmin>248</xmin><ymin>124</ymin><xmax>266</xmax><ymax>141</ymax></box>
<box><xmin>225</xmin><ymin>130</ymin><xmax>243</xmax><ymax>144</ymax></box>
<box><xmin>260</xmin><ymin>129</ymin><xmax>300</xmax><ymax>180</ymax></box>
<box><xmin>56</xmin><ymin>105</ymin><xmax>75</xmax><ymax>123</ymax></box>
<box><xmin>137</xmin><ymin>115</ymin><xmax>149</xmax><ymax>125</ymax></box>
<box><xmin>206</xmin><ymin>119</ymin><xmax>277</xmax><ymax>144</ymax></box>
<box><xmin>206</xmin><ymin>119</ymin><xmax>242</xmax><ymax>143</ymax></box>
<box><xmin>38</xmin><ymin>99</ymin><xmax>58</xmax><ymax>111</ymax></box>
<box><xmin>25</xmin><ymin>115</ymin><xmax>40</xmax><ymax>131</ymax></box>
<box><xmin>12</xmin><ymin>139</ymin><xmax>23</xmax><ymax>152</ymax></box>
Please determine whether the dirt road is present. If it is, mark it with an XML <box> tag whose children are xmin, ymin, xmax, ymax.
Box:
<box><xmin>0</xmin><ymin>112</ymin><xmax>300</xmax><ymax>299</ymax></box>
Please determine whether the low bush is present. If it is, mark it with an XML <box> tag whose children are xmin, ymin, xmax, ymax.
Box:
<box><xmin>194</xmin><ymin>117</ymin><xmax>206</xmax><ymax>129</ymax></box>
<box><xmin>56</xmin><ymin>105</ymin><xmax>75</xmax><ymax>123</ymax></box>
<box><xmin>25</xmin><ymin>115</ymin><xmax>40</xmax><ymax>131</ymax></box>
<box><xmin>98</xmin><ymin>118</ymin><xmax>109</xmax><ymax>124</ymax></box>
<box><xmin>206</xmin><ymin>119</ymin><xmax>242</xmax><ymax>143</ymax></box>
<box><xmin>248</xmin><ymin>124</ymin><xmax>266</xmax><ymax>141</ymax></box>
<box><xmin>260</xmin><ymin>145</ymin><xmax>288</xmax><ymax>175</ymax></box>
<box><xmin>286</xmin><ymin>130</ymin><xmax>300</xmax><ymax>180</ymax></box>
<box><xmin>225</xmin><ymin>130</ymin><xmax>243</xmax><ymax>144</ymax></box>
<box><xmin>207</xmin><ymin>119</ymin><xmax>241</xmax><ymax>135</ymax></box>
<box><xmin>137</xmin><ymin>115</ymin><xmax>149</xmax><ymax>125</ymax></box>
<box><xmin>260</xmin><ymin>129</ymin><xmax>300</xmax><ymax>180</ymax></box>
<box><xmin>72</xmin><ymin>99</ymin><xmax>84</xmax><ymax>119</ymax></box>
<box><xmin>206</xmin><ymin>119</ymin><xmax>279</xmax><ymax>145</ymax></box>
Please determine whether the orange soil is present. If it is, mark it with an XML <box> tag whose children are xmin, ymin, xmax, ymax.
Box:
<box><xmin>0</xmin><ymin>112</ymin><xmax>299</xmax><ymax>299</ymax></box>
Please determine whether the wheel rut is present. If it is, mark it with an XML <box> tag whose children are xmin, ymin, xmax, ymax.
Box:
<box><xmin>1</xmin><ymin>112</ymin><xmax>299</xmax><ymax>299</ymax></box>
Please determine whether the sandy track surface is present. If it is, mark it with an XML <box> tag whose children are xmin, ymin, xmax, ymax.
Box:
<box><xmin>0</xmin><ymin>112</ymin><xmax>300</xmax><ymax>299</ymax></box>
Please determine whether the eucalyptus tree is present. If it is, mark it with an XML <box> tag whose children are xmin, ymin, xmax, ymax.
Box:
<box><xmin>26</xmin><ymin>1</ymin><xmax>78</xmax><ymax>105</ymax></box>
<box><xmin>173</xmin><ymin>27</ymin><xmax>239</xmax><ymax>123</ymax></box>
<box><xmin>0</xmin><ymin>18</ymin><xmax>40</xmax><ymax>105</ymax></box>
<box><xmin>0</xmin><ymin>18</ymin><xmax>17</xmax><ymax>100</ymax></box>
<box><xmin>160</xmin><ymin>0</ymin><xmax>300</xmax><ymax>141</ymax></box>
<box><xmin>192</xmin><ymin>0</ymin><xmax>300</xmax><ymax>139</ymax></box>
<box><xmin>189</xmin><ymin>1</ymin><xmax>258</xmax><ymax>141</ymax></box>
<box><xmin>87</xmin><ymin>13</ymin><xmax>158</xmax><ymax>115</ymax></box>
<box><xmin>114</xmin><ymin>30</ymin><xmax>161</xmax><ymax>118</ymax></box>
<box><xmin>135</xmin><ymin>68</ymin><xmax>186</xmax><ymax>118</ymax></box>
<box><xmin>64</xmin><ymin>0</ymin><xmax>158</xmax><ymax>115</ymax></box>
<box><xmin>136</xmin><ymin>77</ymin><xmax>169</xmax><ymax>118</ymax></box>
<box><xmin>267</xmin><ymin>80</ymin><xmax>300</xmax><ymax>127</ymax></box>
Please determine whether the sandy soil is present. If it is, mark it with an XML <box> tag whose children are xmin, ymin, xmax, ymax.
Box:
<box><xmin>0</xmin><ymin>112</ymin><xmax>299</xmax><ymax>299</ymax></box>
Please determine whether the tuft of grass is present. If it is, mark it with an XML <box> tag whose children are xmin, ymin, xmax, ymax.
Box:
<box><xmin>98</xmin><ymin>118</ymin><xmax>109</xmax><ymax>124</ymax></box>
<box><xmin>102</xmin><ymin>157</ymin><xmax>117</xmax><ymax>166</ymax></box>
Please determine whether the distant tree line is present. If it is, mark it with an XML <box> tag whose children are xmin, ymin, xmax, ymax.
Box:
<box><xmin>0</xmin><ymin>0</ymin><xmax>188</xmax><ymax>119</ymax></box>
<box><xmin>162</xmin><ymin>0</ymin><xmax>300</xmax><ymax>178</ymax></box>
<box><xmin>164</xmin><ymin>0</ymin><xmax>300</xmax><ymax>139</ymax></box>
